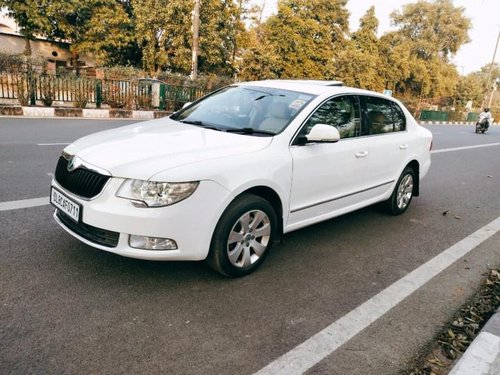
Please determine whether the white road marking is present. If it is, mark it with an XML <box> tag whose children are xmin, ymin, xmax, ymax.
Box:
<box><xmin>0</xmin><ymin>197</ymin><xmax>49</xmax><ymax>211</ymax></box>
<box><xmin>432</xmin><ymin>142</ymin><xmax>500</xmax><ymax>154</ymax></box>
<box><xmin>255</xmin><ymin>216</ymin><xmax>500</xmax><ymax>375</ymax></box>
<box><xmin>37</xmin><ymin>143</ymin><xmax>70</xmax><ymax>146</ymax></box>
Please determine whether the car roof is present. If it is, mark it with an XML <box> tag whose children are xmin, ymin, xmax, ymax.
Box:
<box><xmin>238</xmin><ymin>80</ymin><xmax>392</xmax><ymax>99</ymax></box>
<box><xmin>276</xmin><ymin>79</ymin><xmax>344</xmax><ymax>86</ymax></box>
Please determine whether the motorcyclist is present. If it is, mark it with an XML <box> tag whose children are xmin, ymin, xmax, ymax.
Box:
<box><xmin>478</xmin><ymin>108</ymin><xmax>492</xmax><ymax>130</ymax></box>
<box><xmin>479</xmin><ymin>108</ymin><xmax>492</xmax><ymax>120</ymax></box>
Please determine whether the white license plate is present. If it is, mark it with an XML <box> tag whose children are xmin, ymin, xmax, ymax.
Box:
<box><xmin>51</xmin><ymin>187</ymin><xmax>81</xmax><ymax>222</ymax></box>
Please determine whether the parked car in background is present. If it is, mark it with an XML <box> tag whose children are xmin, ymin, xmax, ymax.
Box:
<box><xmin>50</xmin><ymin>80</ymin><xmax>433</xmax><ymax>277</ymax></box>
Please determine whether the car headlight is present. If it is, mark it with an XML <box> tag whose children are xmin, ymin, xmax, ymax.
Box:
<box><xmin>117</xmin><ymin>179</ymin><xmax>199</xmax><ymax>207</ymax></box>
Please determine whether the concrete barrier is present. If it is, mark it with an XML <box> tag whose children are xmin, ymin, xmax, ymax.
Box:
<box><xmin>22</xmin><ymin>107</ymin><xmax>55</xmax><ymax>117</ymax></box>
<box><xmin>83</xmin><ymin>109</ymin><xmax>110</xmax><ymax>118</ymax></box>
<box><xmin>0</xmin><ymin>105</ymin><xmax>171</xmax><ymax>119</ymax></box>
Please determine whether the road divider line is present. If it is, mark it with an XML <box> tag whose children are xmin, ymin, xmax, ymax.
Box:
<box><xmin>255</xmin><ymin>216</ymin><xmax>500</xmax><ymax>375</ymax></box>
<box><xmin>432</xmin><ymin>142</ymin><xmax>500</xmax><ymax>154</ymax></box>
<box><xmin>0</xmin><ymin>197</ymin><xmax>49</xmax><ymax>211</ymax></box>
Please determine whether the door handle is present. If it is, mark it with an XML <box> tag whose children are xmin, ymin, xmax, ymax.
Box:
<box><xmin>399</xmin><ymin>144</ymin><xmax>409</xmax><ymax>150</ymax></box>
<box><xmin>355</xmin><ymin>151</ymin><xmax>368</xmax><ymax>158</ymax></box>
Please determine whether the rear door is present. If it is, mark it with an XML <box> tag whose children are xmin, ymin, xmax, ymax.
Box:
<box><xmin>362</xmin><ymin>95</ymin><xmax>413</xmax><ymax>192</ymax></box>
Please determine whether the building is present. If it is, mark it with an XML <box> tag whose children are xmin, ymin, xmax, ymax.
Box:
<box><xmin>0</xmin><ymin>10</ymin><xmax>96</xmax><ymax>73</ymax></box>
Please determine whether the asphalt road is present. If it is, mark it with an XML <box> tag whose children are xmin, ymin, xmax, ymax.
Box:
<box><xmin>1</xmin><ymin>118</ymin><xmax>500</xmax><ymax>374</ymax></box>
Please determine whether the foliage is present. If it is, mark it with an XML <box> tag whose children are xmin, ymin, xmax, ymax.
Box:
<box><xmin>0</xmin><ymin>0</ymin><xmax>52</xmax><ymax>43</ymax></box>
<box><xmin>0</xmin><ymin>50</ymin><xmax>45</xmax><ymax>73</ymax></box>
<box><xmin>198</xmin><ymin>0</ymin><xmax>245</xmax><ymax>76</ymax></box>
<box><xmin>38</xmin><ymin>74</ymin><xmax>55</xmax><ymax>106</ymax></box>
<box><xmin>390</xmin><ymin>0</ymin><xmax>471</xmax><ymax>61</ymax></box>
<box><xmin>132</xmin><ymin>0</ymin><xmax>244</xmax><ymax>76</ymax></box>
<box><xmin>75</xmin><ymin>2</ymin><xmax>136</xmax><ymax>66</ymax></box>
<box><xmin>72</xmin><ymin>77</ymin><xmax>94</xmax><ymax>108</ymax></box>
<box><xmin>247</xmin><ymin>0</ymin><xmax>349</xmax><ymax>79</ymax></box>
<box><xmin>13</xmin><ymin>74</ymin><xmax>29</xmax><ymax>106</ymax></box>
<box><xmin>100</xmin><ymin>65</ymin><xmax>146</xmax><ymax>80</ymax></box>
<box><xmin>388</xmin><ymin>0</ymin><xmax>471</xmax><ymax>99</ymax></box>
<box><xmin>335</xmin><ymin>7</ymin><xmax>385</xmax><ymax>91</ymax></box>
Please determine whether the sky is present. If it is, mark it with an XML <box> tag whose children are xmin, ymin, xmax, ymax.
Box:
<box><xmin>259</xmin><ymin>0</ymin><xmax>500</xmax><ymax>75</ymax></box>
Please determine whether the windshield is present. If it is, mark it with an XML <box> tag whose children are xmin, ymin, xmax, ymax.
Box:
<box><xmin>171</xmin><ymin>86</ymin><xmax>315</xmax><ymax>135</ymax></box>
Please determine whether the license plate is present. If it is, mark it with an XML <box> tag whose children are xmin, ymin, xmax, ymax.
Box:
<box><xmin>51</xmin><ymin>187</ymin><xmax>81</xmax><ymax>222</ymax></box>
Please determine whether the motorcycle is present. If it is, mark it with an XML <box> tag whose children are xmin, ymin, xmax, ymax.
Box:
<box><xmin>475</xmin><ymin>115</ymin><xmax>493</xmax><ymax>133</ymax></box>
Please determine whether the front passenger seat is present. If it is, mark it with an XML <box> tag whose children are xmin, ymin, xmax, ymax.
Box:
<box><xmin>259</xmin><ymin>102</ymin><xmax>290</xmax><ymax>132</ymax></box>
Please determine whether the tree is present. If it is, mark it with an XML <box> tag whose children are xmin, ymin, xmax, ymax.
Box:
<box><xmin>378</xmin><ymin>31</ymin><xmax>412</xmax><ymax>94</ymax></box>
<box><xmin>198</xmin><ymin>0</ymin><xmax>244</xmax><ymax>76</ymax></box>
<box><xmin>75</xmin><ymin>2</ymin><xmax>137</xmax><ymax>66</ymax></box>
<box><xmin>453</xmin><ymin>74</ymin><xmax>485</xmax><ymax>110</ymax></box>
<box><xmin>390</xmin><ymin>0</ymin><xmax>471</xmax><ymax>61</ymax></box>
<box><xmin>250</xmin><ymin>0</ymin><xmax>349</xmax><ymax>79</ymax></box>
<box><xmin>133</xmin><ymin>0</ymin><xmax>192</xmax><ymax>74</ymax></box>
<box><xmin>335</xmin><ymin>6</ymin><xmax>384</xmax><ymax>91</ymax></box>
<box><xmin>387</xmin><ymin>0</ymin><xmax>471</xmax><ymax>98</ymax></box>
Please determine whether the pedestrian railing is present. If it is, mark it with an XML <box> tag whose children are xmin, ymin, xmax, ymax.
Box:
<box><xmin>0</xmin><ymin>72</ymin><xmax>212</xmax><ymax>110</ymax></box>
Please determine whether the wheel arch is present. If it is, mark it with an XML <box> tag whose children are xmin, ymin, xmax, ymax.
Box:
<box><xmin>406</xmin><ymin>159</ymin><xmax>420</xmax><ymax>196</ymax></box>
<box><xmin>238</xmin><ymin>186</ymin><xmax>284</xmax><ymax>240</ymax></box>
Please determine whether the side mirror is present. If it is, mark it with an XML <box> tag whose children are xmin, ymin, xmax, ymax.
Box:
<box><xmin>306</xmin><ymin>124</ymin><xmax>340</xmax><ymax>143</ymax></box>
<box><xmin>182</xmin><ymin>102</ymin><xmax>192</xmax><ymax>109</ymax></box>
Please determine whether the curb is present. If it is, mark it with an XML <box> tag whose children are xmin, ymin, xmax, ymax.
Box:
<box><xmin>449</xmin><ymin>309</ymin><xmax>500</xmax><ymax>375</ymax></box>
<box><xmin>0</xmin><ymin>105</ymin><xmax>171</xmax><ymax>119</ymax></box>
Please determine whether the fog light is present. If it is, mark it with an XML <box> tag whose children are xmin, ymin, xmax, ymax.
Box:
<box><xmin>129</xmin><ymin>235</ymin><xmax>177</xmax><ymax>250</ymax></box>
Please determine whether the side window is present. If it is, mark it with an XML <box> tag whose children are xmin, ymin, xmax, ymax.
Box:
<box><xmin>303</xmin><ymin>96</ymin><xmax>361</xmax><ymax>139</ymax></box>
<box><xmin>365</xmin><ymin>96</ymin><xmax>394</xmax><ymax>135</ymax></box>
<box><xmin>392</xmin><ymin>103</ymin><xmax>406</xmax><ymax>131</ymax></box>
<box><xmin>365</xmin><ymin>96</ymin><xmax>407</xmax><ymax>134</ymax></box>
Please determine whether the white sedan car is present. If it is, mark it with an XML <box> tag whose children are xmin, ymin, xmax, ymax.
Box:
<box><xmin>51</xmin><ymin>80</ymin><xmax>432</xmax><ymax>276</ymax></box>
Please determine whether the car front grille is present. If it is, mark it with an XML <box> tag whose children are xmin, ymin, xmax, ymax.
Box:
<box><xmin>56</xmin><ymin>210</ymin><xmax>119</xmax><ymax>248</ymax></box>
<box><xmin>55</xmin><ymin>156</ymin><xmax>110</xmax><ymax>199</ymax></box>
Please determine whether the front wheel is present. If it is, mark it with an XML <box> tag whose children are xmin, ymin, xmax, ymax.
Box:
<box><xmin>206</xmin><ymin>194</ymin><xmax>277</xmax><ymax>277</ymax></box>
<box><xmin>384</xmin><ymin>167</ymin><xmax>415</xmax><ymax>215</ymax></box>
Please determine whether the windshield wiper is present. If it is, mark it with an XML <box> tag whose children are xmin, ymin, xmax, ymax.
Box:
<box><xmin>179</xmin><ymin>119</ymin><xmax>222</xmax><ymax>131</ymax></box>
<box><xmin>254</xmin><ymin>93</ymin><xmax>286</xmax><ymax>101</ymax></box>
<box><xmin>225</xmin><ymin>127</ymin><xmax>275</xmax><ymax>136</ymax></box>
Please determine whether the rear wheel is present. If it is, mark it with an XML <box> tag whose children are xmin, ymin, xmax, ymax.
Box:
<box><xmin>384</xmin><ymin>167</ymin><xmax>415</xmax><ymax>215</ymax></box>
<box><xmin>206</xmin><ymin>194</ymin><xmax>277</xmax><ymax>277</ymax></box>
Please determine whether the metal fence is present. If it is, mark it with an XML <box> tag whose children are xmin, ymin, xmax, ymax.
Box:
<box><xmin>0</xmin><ymin>72</ymin><xmax>212</xmax><ymax>111</ymax></box>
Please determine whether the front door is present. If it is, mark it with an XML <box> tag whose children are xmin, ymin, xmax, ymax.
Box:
<box><xmin>287</xmin><ymin>95</ymin><xmax>372</xmax><ymax>231</ymax></box>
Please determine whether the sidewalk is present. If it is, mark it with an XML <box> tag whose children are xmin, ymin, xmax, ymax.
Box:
<box><xmin>0</xmin><ymin>105</ymin><xmax>171</xmax><ymax>119</ymax></box>
<box><xmin>449</xmin><ymin>309</ymin><xmax>500</xmax><ymax>375</ymax></box>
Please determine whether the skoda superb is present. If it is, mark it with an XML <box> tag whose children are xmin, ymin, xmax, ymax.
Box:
<box><xmin>51</xmin><ymin>80</ymin><xmax>432</xmax><ymax>277</ymax></box>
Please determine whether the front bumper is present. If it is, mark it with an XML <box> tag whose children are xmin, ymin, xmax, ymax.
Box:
<box><xmin>51</xmin><ymin>178</ymin><xmax>231</xmax><ymax>261</ymax></box>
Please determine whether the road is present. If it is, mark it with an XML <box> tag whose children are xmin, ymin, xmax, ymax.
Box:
<box><xmin>1</xmin><ymin>118</ymin><xmax>499</xmax><ymax>374</ymax></box>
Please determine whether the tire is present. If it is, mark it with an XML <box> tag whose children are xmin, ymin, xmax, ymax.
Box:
<box><xmin>206</xmin><ymin>194</ymin><xmax>277</xmax><ymax>277</ymax></box>
<box><xmin>384</xmin><ymin>167</ymin><xmax>415</xmax><ymax>215</ymax></box>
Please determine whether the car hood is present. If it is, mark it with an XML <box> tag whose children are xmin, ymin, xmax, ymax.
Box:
<box><xmin>64</xmin><ymin>118</ymin><xmax>273</xmax><ymax>180</ymax></box>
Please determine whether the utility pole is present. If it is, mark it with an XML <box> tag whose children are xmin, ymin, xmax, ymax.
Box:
<box><xmin>485</xmin><ymin>30</ymin><xmax>500</xmax><ymax>108</ymax></box>
<box><xmin>191</xmin><ymin>0</ymin><xmax>201</xmax><ymax>80</ymax></box>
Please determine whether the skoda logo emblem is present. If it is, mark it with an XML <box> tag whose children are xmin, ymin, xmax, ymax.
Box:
<box><xmin>67</xmin><ymin>156</ymin><xmax>80</xmax><ymax>172</ymax></box>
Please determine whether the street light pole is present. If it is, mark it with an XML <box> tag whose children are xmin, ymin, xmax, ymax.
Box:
<box><xmin>485</xmin><ymin>30</ymin><xmax>500</xmax><ymax>108</ymax></box>
<box><xmin>191</xmin><ymin>0</ymin><xmax>201</xmax><ymax>80</ymax></box>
